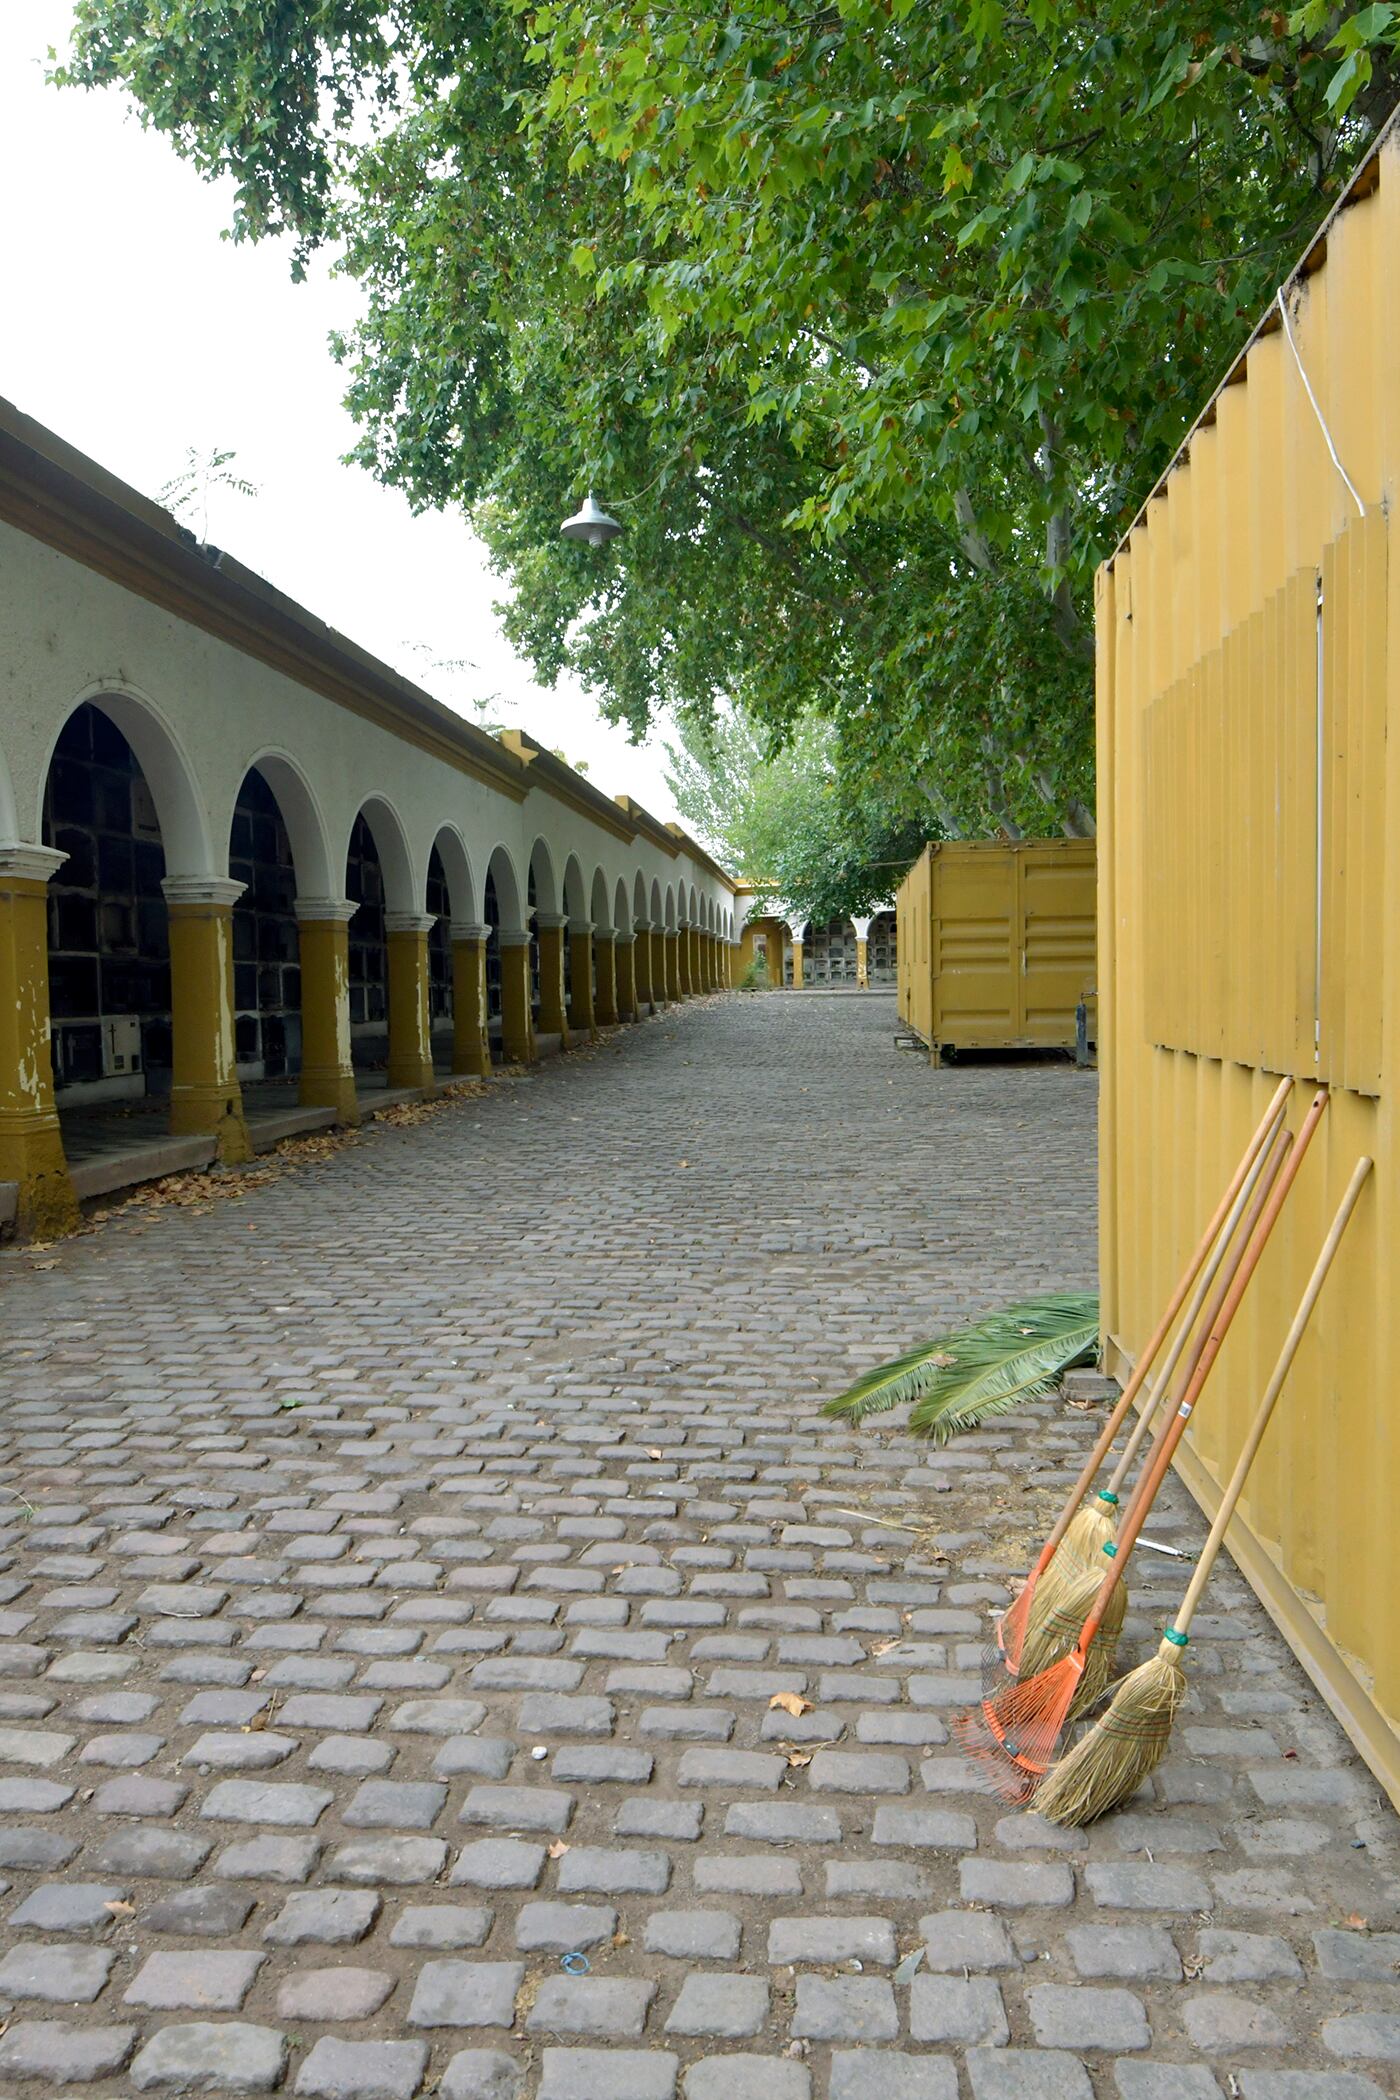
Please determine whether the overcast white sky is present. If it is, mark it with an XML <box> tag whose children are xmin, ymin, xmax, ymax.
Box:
<box><xmin>0</xmin><ymin>0</ymin><xmax>681</xmax><ymax>816</ymax></box>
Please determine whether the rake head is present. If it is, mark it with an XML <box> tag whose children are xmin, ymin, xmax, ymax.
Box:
<box><xmin>950</xmin><ymin>1647</ymin><xmax>1086</xmax><ymax>1804</ymax></box>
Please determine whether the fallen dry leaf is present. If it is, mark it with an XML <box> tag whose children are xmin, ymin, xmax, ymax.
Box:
<box><xmin>104</xmin><ymin>1900</ymin><xmax>135</xmax><ymax>1918</ymax></box>
<box><xmin>1344</xmin><ymin>1914</ymin><xmax>1369</xmax><ymax>1932</ymax></box>
<box><xmin>769</xmin><ymin>1690</ymin><xmax>812</xmax><ymax>1718</ymax></box>
<box><xmin>785</xmin><ymin>1749</ymin><xmax>813</xmax><ymax>1768</ymax></box>
<box><xmin>870</xmin><ymin>1638</ymin><xmax>899</xmax><ymax>1657</ymax></box>
<box><xmin>647</xmin><ymin>1448</ymin><xmax>664</xmax><ymax>1460</ymax></box>
<box><xmin>547</xmin><ymin>1840</ymin><xmax>570</xmax><ymax>1859</ymax></box>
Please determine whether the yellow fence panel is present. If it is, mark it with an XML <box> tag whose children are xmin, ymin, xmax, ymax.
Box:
<box><xmin>1099</xmin><ymin>130</ymin><xmax>1400</xmax><ymax>1801</ymax></box>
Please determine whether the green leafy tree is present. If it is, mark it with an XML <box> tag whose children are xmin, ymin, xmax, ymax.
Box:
<box><xmin>59</xmin><ymin>1</ymin><xmax>1398</xmax><ymax>834</ymax></box>
<box><xmin>665</xmin><ymin>708</ymin><xmax>933</xmax><ymax>921</ymax></box>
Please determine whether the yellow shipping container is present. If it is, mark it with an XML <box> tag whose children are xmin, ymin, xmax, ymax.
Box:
<box><xmin>896</xmin><ymin>839</ymin><xmax>1095</xmax><ymax>1062</ymax></box>
<box><xmin>1098</xmin><ymin>128</ymin><xmax>1400</xmax><ymax>1800</ymax></box>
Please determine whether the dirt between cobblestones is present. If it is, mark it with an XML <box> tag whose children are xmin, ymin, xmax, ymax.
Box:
<box><xmin>0</xmin><ymin>993</ymin><xmax>1395</xmax><ymax>2100</ymax></box>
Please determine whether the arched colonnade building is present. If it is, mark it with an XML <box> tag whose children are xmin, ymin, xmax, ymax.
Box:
<box><xmin>0</xmin><ymin>403</ymin><xmax>736</xmax><ymax>1237</ymax></box>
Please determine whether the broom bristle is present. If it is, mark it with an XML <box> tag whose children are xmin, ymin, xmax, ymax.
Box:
<box><xmin>998</xmin><ymin>1545</ymin><xmax>1077</xmax><ymax>1676</ymax></box>
<box><xmin>1016</xmin><ymin>1562</ymin><xmax>1126</xmax><ymax>1684</ymax></box>
<box><xmin>1032</xmin><ymin>1648</ymin><xmax>1187</xmax><ymax>1826</ymax></box>
<box><xmin>1060</xmin><ymin>1499</ymin><xmax>1117</xmax><ymax>1568</ymax></box>
<box><xmin>951</xmin><ymin>1649</ymin><xmax>1086</xmax><ymax>1803</ymax></box>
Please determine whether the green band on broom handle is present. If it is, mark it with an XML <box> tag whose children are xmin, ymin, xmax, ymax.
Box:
<box><xmin>1099</xmin><ymin>1101</ymin><xmax>1292</xmax><ymax>1504</ymax></box>
<box><xmin>1072</xmin><ymin>1086</ymin><xmax>1330</xmax><ymax>1658</ymax></box>
<box><xmin>1021</xmin><ymin>1075</ymin><xmax>1294</xmax><ymax>1592</ymax></box>
<box><xmin>1160</xmin><ymin>1153</ymin><xmax>1373</xmax><ymax>1656</ymax></box>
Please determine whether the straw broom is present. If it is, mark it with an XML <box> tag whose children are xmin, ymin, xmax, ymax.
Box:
<box><xmin>994</xmin><ymin>1077</ymin><xmax>1292</xmax><ymax>1677</ymax></box>
<box><xmin>1035</xmin><ymin>1154</ymin><xmax>1372</xmax><ymax>1826</ymax></box>
<box><xmin>1006</xmin><ymin>1120</ymin><xmax>1292</xmax><ymax>1707</ymax></box>
<box><xmin>953</xmin><ymin>1086</ymin><xmax>1330</xmax><ymax>1806</ymax></box>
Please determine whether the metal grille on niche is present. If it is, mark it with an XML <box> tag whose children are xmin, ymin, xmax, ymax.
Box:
<box><xmin>484</xmin><ymin>869</ymin><xmax>502</xmax><ymax>1020</ymax></box>
<box><xmin>41</xmin><ymin>702</ymin><xmax>171</xmax><ymax>1092</ymax></box>
<box><xmin>426</xmin><ymin>845</ymin><xmax>452</xmax><ymax>1028</ymax></box>
<box><xmin>346</xmin><ymin>813</ymin><xmax>388</xmax><ymax>1046</ymax></box>
<box><xmin>869</xmin><ymin>910</ymin><xmax>897</xmax><ymax>985</ymax></box>
<box><xmin>229</xmin><ymin>767</ymin><xmax>300</xmax><ymax>1078</ymax></box>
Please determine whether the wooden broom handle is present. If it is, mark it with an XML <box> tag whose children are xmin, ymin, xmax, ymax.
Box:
<box><xmin>1169</xmin><ymin>1155</ymin><xmax>1372</xmax><ymax>1640</ymax></box>
<box><xmin>1029</xmin><ymin>1075</ymin><xmax>1292</xmax><ymax>1576</ymax></box>
<box><xmin>1104</xmin><ymin>1108</ymin><xmax>1291</xmax><ymax>1497</ymax></box>
<box><xmin>1104</xmin><ymin>1124</ymin><xmax>1291</xmax><ymax>1548</ymax></box>
<box><xmin>1079</xmin><ymin>1086</ymin><xmax>1330</xmax><ymax>1646</ymax></box>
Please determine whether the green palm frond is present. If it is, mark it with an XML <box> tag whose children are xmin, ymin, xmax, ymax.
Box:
<box><xmin>822</xmin><ymin>1293</ymin><xmax>1099</xmax><ymax>1443</ymax></box>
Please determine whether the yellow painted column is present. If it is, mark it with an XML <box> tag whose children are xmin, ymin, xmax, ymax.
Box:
<box><xmin>385</xmin><ymin>910</ymin><xmax>437</xmax><ymax>1092</ymax></box>
<box><xmin>791</xmin><ymin>931</ymin><xmax>805</xmax><ymax>990</ymax></box>
<box><xmin>568</xmin><ymin>921</ymin><xmax>597</xmax><ymax>1035</ymax></box>
<box><xmin>533</xmin><ymin>913</ymin><xmax>572</xmax><ymax>1047</ymax></box>
<box><xmin>694</xmin><ymin>926</ymin><xmax>705</xmax><ymax>989</ymax></box>
<box><xmin>677</xmin><ymin>923</ymin><xmax>693</xmax><ymax>997</ymax></box>
<box><xmin>594</xmin><ymin>932</ymin><xmax>619</xmax><ymax>1025</ymax></box>
<box><xmin>665</xmin><ymin>929</ymin><xmax>682</xmax><ymax>1000</ymax></box>
<box><xmin>650</xmin><ymin>926</ymin><xmax>667</xmax><ymax>1006</ymax></box>
<box><xmin>164</xmin><ymin>875</ymin><xmax>252</xmax><ymax>1163</ymax></box>
<box><xmin>614</xmin><ymin>932</ymin><xmax>638</xmax><ymax>1022</ymax></box>
<box><xmin>0</xmin><ymin>845</ymin><xmax>79</xmax><ymax>1238</ymax></box>
<box><xmin>450</xmin><ymin>921</ymin><xmax>492</xmax><ymax>1077</ymax></box>
<box><xmin>296</xmin><ymin>898</ymin><xmax>359</xmax><ymax>1123</ymax></box>
<box><xmin>704</xmin><ymin>932</ymin><xmax>716</xmax><ymax>988</ymax></box>
<box><xmin>497</xmin><ymin>930</ymin><xmax>536</xmax><ymax>1063</ymax></box>
<box><xmin>856</xmin><ymin>937</ymin><xmax>870</xmax><ymax>987</ymax></box>
<box><xmin>633</xmin><ymin>922</ymin><xmax>653</xmax><ymax>1010</ymax></box>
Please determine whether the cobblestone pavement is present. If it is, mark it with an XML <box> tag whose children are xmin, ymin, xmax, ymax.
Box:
<box><xmin>0</xmin><ymin>993</ymin><xmax>1396</xmax><ymax>2100</ymax></box>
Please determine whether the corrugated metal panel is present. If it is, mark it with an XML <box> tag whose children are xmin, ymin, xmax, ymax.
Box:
<box><xmin>1098</xmin><ymin>130</ymin><xmax>1400</xmax><ymax>1775</ymax></box>
<box><xmin>895</xmin><ymin>840</ymin><xmax>1095</xmax><ymax>1052</ymax></box>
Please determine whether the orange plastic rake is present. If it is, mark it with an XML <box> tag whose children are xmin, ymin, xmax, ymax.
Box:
<box><xmin>957</xmin><ymin>1085</ymin><xmax>1328</xmax><ymax>1804</ymax></box>
<box><xmin>995</xmin><ymin>1076</ymin><xmax>1292</xmax><ymax>1677</ymax></box>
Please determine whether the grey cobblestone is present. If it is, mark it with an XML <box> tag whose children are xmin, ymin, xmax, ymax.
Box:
<box><xmin>0</xmin><ymin>996</ymin><xmax>1389</xmax><ymax>2100</ymax></box>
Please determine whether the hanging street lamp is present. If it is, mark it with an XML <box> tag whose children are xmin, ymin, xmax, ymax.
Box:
<box><xmin>560</xmin><ymin>491</ymin><xmax>623</xmax><ymax>547</ymax></box>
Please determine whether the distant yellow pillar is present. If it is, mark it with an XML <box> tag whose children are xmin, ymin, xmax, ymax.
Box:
<box><xmin>615</xmin><ymin>933</ymin><xmax>638</xmax><ymax>1022</ymax></box>
<box><xmin>497</xmin><ymin>930</ymin><xmax>535</xmax><ymax>1063</ymax></box>
<box><xmin>650</xmin><ymin>927</ymin><xmax>667</xmax><ymax>1006</ymax></box>
<box><xmin>594</xmin><ymin>931</ymin><xmax>619</xmax><ymax>1024</ymax></box>
<box><xmin>164</xmin><ymin>875</ymin><xmax>251</xmax><ymax>1163</ymax></box>
<box><xmin>385</xmin><ymin>911</ymin><xmax>437</xmax><ymax>1092</ymax></box>
<box><xmin>533</xmin><ymin>913</ymin><xmax>572</xmax><ymax>1047</ymax></box>
<box><xmin>704</xmin><ymin>932</ymin><xmax>716</xmax><ymax>989</ymax></box>
<box><xmin>791</xmin><ymin>932</ymin><xmax>805</xmax><ymax>991</ymax></box>
<box><xmin>0</xmin><ymin>845</ymin><xmax>79</xmax><ymax>1238</ymax></box>
<box><xmin>677</xmin><ymin>924</ymin><xmax>693</xmax><ymax>997</ymax></box>
<box><xmin>451</xmin><ymin>921</ymin><xmax>492</xmax><ymax>1076</ymax></box>
<box><xmin>856</xmin><ymin>936</ymin><xmax>870</xmax><ymax>988</ymax></box>
<box><xmin>633</xmin><ymin>922</ymin><xmax>653</xmax><ymax>1010</ymax></box>
<box><xmin>568</xmin><ymin>921</ymin><xmax>596</xmax><ymax>1035</ymax></box>
<box><xmin>296</xmin><ymin>898</ymin><xmax>359</xmax><ymax>1122</ymax></box>
<box><xmin>694</xmin><ymin>927</ymin><xmax>705</xmax><ymax>989</ymax></box>
<box><xmin>664</xmin><ymin>929</ymin><xmax>680</xmax><ymax>1000</ymax></box>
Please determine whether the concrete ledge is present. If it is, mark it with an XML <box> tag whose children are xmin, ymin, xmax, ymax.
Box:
<box><xmin>70</xmin><ymin>1134</ymin><xmax>217</xmax><ymax>1201</ymax></box>
<box><xmin>247</xmin><ymin>1105</ymin><xmax>339</xmax><ymax>1152</ymax></box>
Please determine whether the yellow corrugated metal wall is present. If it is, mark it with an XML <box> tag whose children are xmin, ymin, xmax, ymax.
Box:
<box><xmin>1099</xmin><ymin>136</ymin><xmax>1400</xmax><ymax>1788</ymax></box>
<box><xmin>895</xmin><ymin>841</ymin><xmax>1095</xmax><ymax>1052</ymax></box>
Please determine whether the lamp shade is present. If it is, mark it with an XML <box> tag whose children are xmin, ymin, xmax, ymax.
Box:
<box><xmin>560</xmin><ymin>491</ymin><xmax>623</xmax><ymax>546</ymax></box>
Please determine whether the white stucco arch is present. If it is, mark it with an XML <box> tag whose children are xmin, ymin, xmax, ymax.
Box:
<box><xmin>633</xmin><ymin>872</ymin><xmax>648</xmax><ymax>928</ymax></box>
<box><xmin>664</xmin><ymin>884</ymin><xmax>676</xmax><ymax>931</ymax></box>
<box><xmin>485</xmin><ymin>844</ymin><xmax>525</xmax><ymax>933</ymax></box>
<box><xmin>590</xmin><ymin>866</ymin><xmax>612</xmax><ymax>932</ymax></box>
<box><xmin>614</xmin><ymin>878</ymin><xmax>630</xmax><ymax>933</ymax></box>
<box><xmin>348</xmin><ymin>794</ymin><xmax>417</xmax><ymax>915</ymax></box>
<box><xmin>561</xmin><ymin>852</ymin><xmax>587</xmax><ymax>922</ymax></box>
<box><xmin>649</xmin><ymin>877</ymin><xmax>663</xmax><ymax>925</ymax></box>
<box><xmin>0</xmin><ymin>733</ymin><xmax>18</xmax><ymax>847</ymax></box>
<box><xmin>429</xmin><ymin>823</ymin><xmax>477</xmax><ymax>925</ymax></box>
<box><xmin>529</xmin><ymin>837</ymin><xmax>560</xmax><ymax>917</ymax></box>
<box><xmin>40</xmin><ymin>681</ymin><xmax>214</xmax><ymax>877</ymax></box>
<box><xmin>232</xmin><ymin>748</ymin><xmax>335</xmax><ymax>900</ymax></box>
